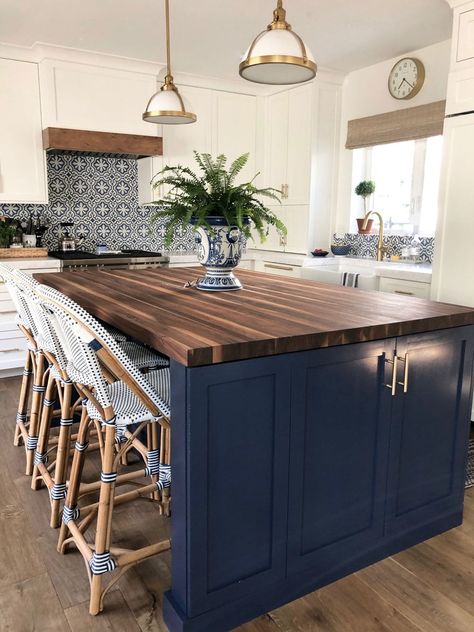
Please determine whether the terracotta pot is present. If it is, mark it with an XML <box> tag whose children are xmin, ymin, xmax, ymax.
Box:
<box><xmin>356</xmin><ymin>218</ymin><xmax>374</xmax><ymax>235</ymax></box>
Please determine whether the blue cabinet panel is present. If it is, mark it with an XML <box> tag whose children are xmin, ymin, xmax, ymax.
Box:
<box><xmin>174</xmin><ymin>356</ymin><xmax>292</xmax><ymax>618</ymax></box>
<box><xmin>288</xmin><ymin>340</ymin><xmax>393</xmax><ymax>575</ymax></box>
<box><xmin>385</xmin><ymin>327</ymin><xmax>474</xmax><ymax>534</ymax></box>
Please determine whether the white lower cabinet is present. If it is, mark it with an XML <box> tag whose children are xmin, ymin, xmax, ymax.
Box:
<box><xmin>0</xmin><ymin>260</ymin><xmax>60</xmax><ymax>376</ymax></box>
<box><xmin>379</xmin><ymin>277</ymin><xmax>431</xmax><ymax>299</ymax></box>
<box><xmin>254</xmin><ymin>260</ymin><xmax>301</xmax><ymax>278</ymax></box>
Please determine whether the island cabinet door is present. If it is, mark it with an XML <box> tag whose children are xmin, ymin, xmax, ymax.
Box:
<box><xmin>170</xmin><ymin>356</ymin><xmax>292</xmax><ymax>619</ymax></box>
<box><xmin>385</xmin><ymin>326</ymin><xmax>474</xmax><ymax>535</ymax></box>
<box><xmin>287</xmin><ymin>339</ymin><xmax>393</xmax><ymax>578</ymax></box>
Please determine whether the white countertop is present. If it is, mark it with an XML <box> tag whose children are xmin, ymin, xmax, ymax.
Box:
<box><xmin>0</xmin><ymin>256</ymin><xmax>61</xmax><ymax>269</ymax></box>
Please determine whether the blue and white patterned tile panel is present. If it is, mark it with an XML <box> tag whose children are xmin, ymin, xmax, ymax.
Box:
<box><xmin>0</xmin><ymin>154</ymin><xmax>195</xmax><ymax>253</ymax></box>
<box><xmin>332</xmin><ymin>233</ymin><xmax>434</xmax><ymax>263</ymax></box>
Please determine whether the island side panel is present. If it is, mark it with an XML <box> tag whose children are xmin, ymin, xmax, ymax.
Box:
<box><xmin>167</xmin><ymin>355</ymin><xmax>292</xmax><ymax>621</ymax></box>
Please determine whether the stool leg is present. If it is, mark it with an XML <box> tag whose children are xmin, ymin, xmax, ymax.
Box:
<box><xmin>58</xmin><ymin>403</ymin><xmax>90</xmax><ymax>553</ymax></box>
<box><xmin>148</xmin><ymin>421</ymin><xmax>161</xmax><ymax>502</ymax></box>
<box><xmin>14</xmin><ymin>350</ymin><xmax>33</xmax><ymax>447</ymax></box>
<box><xmin>31</xmin><ymin>371</ymin><xmax>57</xmax><ymax>490</ymax></box>
<box><xmin>50</xmin><ymin>381</ymin><xmax>73</xmax><ymax>528</ymax></box>
<box><xmin>161</xmin><ymin>425</ymin><xmax>171</xmax><ymax>517</ymax></box>
<box><xmin>89</xmin><ymin>423</ymin><xmax>117</xmax><ymax>615</ymax></box>
<box><xmin>25</xmin><ymin>352</ymin><xmax>46</xmax><ymax>476</ymax></box>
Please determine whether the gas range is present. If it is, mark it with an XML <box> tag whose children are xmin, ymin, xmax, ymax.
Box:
<box><xmin>48</xmin><ymin>249</ymin><xmax>169</xmax><ymax>271</ymax></box>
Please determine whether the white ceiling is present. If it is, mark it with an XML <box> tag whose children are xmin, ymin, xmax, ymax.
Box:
<box><xmin>0</xmin><ymin>0</ymin><xmax>453</xmax><ymax>76</ymax></box>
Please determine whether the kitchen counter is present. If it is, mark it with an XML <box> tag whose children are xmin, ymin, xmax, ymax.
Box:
<box><xmin>0</xmin><ymin>256</ymin><xmax>59</xmax><ymax>268</ymax></box>
<box><xmin>34</xmin><ymin>267</ymin><xmax>469</xmax><ymax>367</ymax></box>
<box><xmin>33</xmin><ymin>267</ymin><xmax>474</xmax><ymax>632</ymax></box>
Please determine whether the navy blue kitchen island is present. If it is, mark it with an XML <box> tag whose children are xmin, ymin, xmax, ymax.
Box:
<box><xmin>35</xmin><ymin>267</ymin><xmax>474</xmax><ymax>632</ymax></box>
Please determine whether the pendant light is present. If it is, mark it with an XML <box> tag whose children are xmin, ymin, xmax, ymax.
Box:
<box><xmin>143</xmin><ymin>0</ymin><xmax>196</xmax><ymax>124</ymax></box>
<box><xmin>239</xmin><ymin>0</ymin><xmax>317</xmax><ymax>85</ymax></box>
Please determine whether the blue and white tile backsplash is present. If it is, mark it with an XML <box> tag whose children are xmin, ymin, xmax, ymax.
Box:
<box><xmin>332</xmin><ymin>233</ymin><xmax>434</xmax><ymax>263</ymax></box>
<box><xmin>0</xmin><ymin>153</ymin><xmax>196</xmax><ymax>253</ymax></box>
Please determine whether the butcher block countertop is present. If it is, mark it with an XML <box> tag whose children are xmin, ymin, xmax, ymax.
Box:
<box><xmin>34</xmin><ymin>267</ymin><xmax>474</xmax><ymax>367</ymax></box>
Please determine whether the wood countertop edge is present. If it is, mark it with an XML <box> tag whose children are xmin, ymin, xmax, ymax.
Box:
<box><xmin>33</xmin><ymin>269</ymin><xmax>474</xmax><ymax>368</ymax></box>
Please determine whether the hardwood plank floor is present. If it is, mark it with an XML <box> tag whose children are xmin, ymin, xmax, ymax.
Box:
<box><xmin>0</xmin><ymin>375</ymin><xmax>473</xmax><ymax>632</ymax></box>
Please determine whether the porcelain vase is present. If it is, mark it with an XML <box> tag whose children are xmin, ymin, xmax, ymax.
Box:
<box><xmin>192</xmin><ymin>216</ymin><xmax>248</xmax><ymax>292</ymax></box>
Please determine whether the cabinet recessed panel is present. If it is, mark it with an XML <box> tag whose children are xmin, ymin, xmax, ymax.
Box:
<box><xmin>393</xmin><ymin>341</ymin><xmax>464</xmax><ymax>516</ymax></box>
<box><xmin>288</xmin><ymin>343</ymin><xmax>391</xmax><ymax>576</ymax></box>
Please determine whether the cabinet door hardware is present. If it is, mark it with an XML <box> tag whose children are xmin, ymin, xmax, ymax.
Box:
<box><xmin>281</xmin><ymin>184</ymin><xmax>289</xmax><ymax>199</ymax></box>
<box><xmin>394</xmin><ymin>290</ymin><xmax>414</xmax><ymax>296</ymax></box>
<box><xmin>384</xmin><ymin>354</ymin><xmax>398</xmax><ymax>396</ymax></box>
<box><xmin>397</xmin><ymin>353</ymin><xmax>409</xmax><ymax>393</ymax></box>
<box><xmin>1</xmin><ymin>348</ymin><xmax>22</xmax><ymax>353</ymax></box>
<box><xmin>264</xmin><ymin>263</ymin><xmax>293</xmax><ymax>271</ymax></box>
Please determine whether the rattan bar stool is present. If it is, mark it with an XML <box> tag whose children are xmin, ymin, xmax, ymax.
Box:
<box><xmin>12</xmin><ymin>270</ymin><xmax>87</xmax><ymax>527</ymax></box>
<box><xmin>38</xmin><ymin>283</ymin><xmax>171</xmax><ymax>615</ymax></box>
<box><xmin>0</xmin><ymin>263</ymin><xmax>50</xmax><ymax>475</ymax></box>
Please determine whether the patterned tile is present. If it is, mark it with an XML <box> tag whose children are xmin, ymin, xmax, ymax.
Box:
<box><xmin>0</xmin><ymin>154</ymin><xmax>196</xmax><ymax>253</ymax></box>
<box><xmin>332</xmin><ymin>233</ymin><xmax>434</xmax><ymax>263</ymax></box>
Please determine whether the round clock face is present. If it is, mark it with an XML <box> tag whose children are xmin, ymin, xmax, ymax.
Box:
<box><xmin>388</xmin><ymin>58</ymin><xmax>425</xmax><ymax>100</ymax></box>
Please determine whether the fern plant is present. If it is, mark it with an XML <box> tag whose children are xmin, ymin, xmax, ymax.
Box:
<box><xmin>149</xmin><ymin>151</ymin><xmax>286</xmax><ymax>248</ymax></box>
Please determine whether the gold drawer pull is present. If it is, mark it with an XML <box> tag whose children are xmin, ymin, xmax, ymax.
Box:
<box><xmin>394</xmin><ymin>290</ymin><xmax>414</xmax><ymax>296</ymax></box>
<box><xmin>385</xmin><ymin>354</ymin><xmax>398</xmax><ymax>396</ymax></box>
<box><xmin>264</xmin><ymin>263</ymin><xmax>293</xmax><ymax>271</ymax></box>
<box><xmin>397</xmin><ymin>353</ymin><xmax>409</xmax><ymax>393</ymax></box>
<box><xmin>1</xmin><ymin>348</ymin><xmax>22</xmax><ymax>353</ymax></box>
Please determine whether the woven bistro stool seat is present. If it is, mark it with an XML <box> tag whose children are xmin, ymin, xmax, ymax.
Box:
<box><xmin>86</xmin><ymin>368</ymin><xmax>170</xmax><ymax>427</ymax></box>
<box><xmin>37</xmin><ymin>282</ymin><xmax>172</xmax><ymax>615</ymax></box>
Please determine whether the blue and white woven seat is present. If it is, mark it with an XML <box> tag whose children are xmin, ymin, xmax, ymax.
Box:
<box><xmin>85</xmin><ymin>367</ymin><xmax>170</xmax><ymax>427</ymax></box>
<box><xmin>119</xmin><ymin>340</ymin><xmax>169</xmax><ymax>371</ymax></box>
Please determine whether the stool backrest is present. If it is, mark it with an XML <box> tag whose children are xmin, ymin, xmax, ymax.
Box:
<box><xmin>13</xmin><ymin>269</ymin><xmax>69</xmax><ymax>372</ymax></box>
<box><xmin>38</xmin><ymin>283</ymin><xmax>170</xmax><ymax>419</ymax></box>
<box><xmin>0</xmin><ymin>263</ymin><xmax>39</xmax><ymax>340</ymax></box>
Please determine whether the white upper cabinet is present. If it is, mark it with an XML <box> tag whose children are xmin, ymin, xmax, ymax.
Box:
<box><xmin>140</xmin><ymin>87</ymin><xmax>259</xmax><ymax>205</ymax></box>
<box><xmin>447</xmin><ymin>2</ymin><xmax>474</xmax><ymax>114</ymax></box>
<box><xmin>40</xmin><ymin>60</ymin><xmax>159</xmax><ymax>136</ymax></box>
<box><xmin>0</xmin><ymin>58</ymin><xmax>48</xmax><ymax>204</ymax></box>
<box><xmin>266</xmin><ymin>84</ymin><xmax>313</xmax><ymax>205</ymax></box>
<box><xmin>161</xmin><ymin>86</ymin><xmax>214</xmax><ymax>172</ymax></box>
<box><xmin>215</xmin><ymin>92</ymin><xmax>257</xmax><ymax>183</ymax></box>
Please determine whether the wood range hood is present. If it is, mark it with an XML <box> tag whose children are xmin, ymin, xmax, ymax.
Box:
<box><xmin>42</xmin><ymin>127</ymin><xmax>163</xmax><ymax>159</ymax></box>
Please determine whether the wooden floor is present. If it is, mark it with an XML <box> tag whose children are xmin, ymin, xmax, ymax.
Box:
<box><xmin>1</xmin><ymin>375</ymin><xmax>473</xmax><ymax>632</ymax></box>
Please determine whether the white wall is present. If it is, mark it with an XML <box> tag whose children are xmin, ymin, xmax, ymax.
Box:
<box><xmin>333</xmin><ymin>39</ymin><xmax>451</xmax><ymax>235</ymax></box>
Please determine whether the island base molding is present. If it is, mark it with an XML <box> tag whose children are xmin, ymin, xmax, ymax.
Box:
<box><xmin>163</xmin><ymin>510</ymin><xmax>462</xmax><ymax>632</ymax></box>
<box><xmin>164</xmin><ymin>326</ymin><xmax>474</xmax><ymax>632</ymax></box>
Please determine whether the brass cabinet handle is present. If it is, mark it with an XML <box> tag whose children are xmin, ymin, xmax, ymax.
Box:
<box><xmin>394</xmin><ymin>290</ymin><xmax>414</xmax><ymax>296</ymax></box>
<box><xmin>1</xmin><ymin>348</ymin><xmax>22</xmax><ymax>353</ymax></box>
<box><xmin>281</xmin><ymin>184</ymin><xmax>289</xmax><ymax>199</ymax></box>
<box><xmin>264</xmin><ymin>263</ymin><xmax>293</xmax><ymax>271</ymax></box>
<box><xmin>385</xmin><ymin>354</ymin><xmax>398</xmax><ymax>396</ymax></box>
<box><xmin>397</xmin><ymin>353</ymin><xmax>409</xmax><ymax>393</ymax></box>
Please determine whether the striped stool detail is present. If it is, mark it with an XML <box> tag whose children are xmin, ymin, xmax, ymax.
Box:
<box><xmin>60</xmin><ymin>417</ymin><xmax>74</xmax><ymax>427</ymax></box>
<box><xmin>16</xmin><ymin>412</ymin><xmax>27</xmax><ymax>424</ymax></box>
<box><xmin>43</xmin><ymin>397</ymin><xmax>55</xmax><ymax>408</ymax></box>
<box><xmin>32</xmin><ymin>385</ymin><xmax>46</xmax><ymax>394</ymax></box>
<box><xmin>145</xmin><ymin>449</ymin><xmax>160</xmax><ymax>476</ymax></box>
<box><xmin>156</xmin><ymin>464</ymin><xmax>172</xmax><ymax>490</ymax></box>
<box><xmin>89</xmin><ymin>551</ymin><xmax>117</xmax><ymax>575</ymax></box>
<box><xmin>100</xmin><ymin>471</ymin><xmax>117</xmax><ymax>484</ymax></box>
<box><xmin>26</xmin><ymin>435</ymin><xmax>38</xmax><ymax>450</ymax></box>
<box><xmin>34</xmin><ymin>450</ymin><xmax>48</xmax><ymax>465</ymax></box>
<box><xmin>75</xmin><ymin>440</ymin><xmax>89</xmax><ymax>452</ymax></box>
<box><xmin>62</xmin><ymin>504</ymin><xmax>80</xmax><ymax>524</ymax></box>
<box><xmin>50</xmin><ymin>482</ymin><xmax>67</xmax><ymax>501</ymax></box>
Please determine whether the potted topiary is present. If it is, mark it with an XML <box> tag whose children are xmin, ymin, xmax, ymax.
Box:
<box><xmin>150</xmin><ymin>151</ymin><xmax>285</xmax><ymax>291</ymax></box>
<box><xmin>355</xmin><ymin>180</ymin><xmax>376</xmax><ymax>234</ymax></box>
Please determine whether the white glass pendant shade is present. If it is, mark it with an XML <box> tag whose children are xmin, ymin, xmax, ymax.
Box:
<box><xmin>143</xmin><ymin>84</ymin><xmax>197</xmax><ymax>124</ymax></box>
<box><xmin>143</xmin><ymin>0</ymin><xmax>196</xmax><ymax>125</ymax></box>
<box><xmin>239</xmin><ymin>1</ymin><xmax>317</xmax><ymax>85</ymax></box>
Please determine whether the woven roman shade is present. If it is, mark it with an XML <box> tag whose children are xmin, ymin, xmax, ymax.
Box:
<box><xmin>346</xmin><ymin>100</ymin><xmax>446</xmax><ymax>149</ymax></box>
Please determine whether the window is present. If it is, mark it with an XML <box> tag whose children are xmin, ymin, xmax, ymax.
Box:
<box><xmin>350</xmin><ymin>136</ymin><xmax>443</xmax><ymax>236</ymax></box>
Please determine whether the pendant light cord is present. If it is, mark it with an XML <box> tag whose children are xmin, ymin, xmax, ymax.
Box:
<box><xmin>165</xmin><ymin>0</ymin><xmax>172</xmax><ymax>78</ymax></box>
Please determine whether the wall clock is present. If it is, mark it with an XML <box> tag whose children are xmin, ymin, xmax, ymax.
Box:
<box><xmin>388</xmin><ymin>57</ymin><xmax>425</xmax><ymax>100</ymax></box>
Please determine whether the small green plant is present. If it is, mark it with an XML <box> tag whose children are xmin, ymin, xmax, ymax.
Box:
<box><xmin>149</xmin><ymin>151</ymin><xmax>286</xmax><ymax>248</ymax></box>
<box><xmin>0</xmin><ymin>220</ymin><xmax>16</xmax><ymax>247</ymax></box>
<box><xmin>355</xmin><ymin>180</ymin><xmax>376</xmax><ymax>216</ymax></box>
